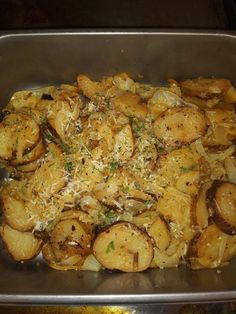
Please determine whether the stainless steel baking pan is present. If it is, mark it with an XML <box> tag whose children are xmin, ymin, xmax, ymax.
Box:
<box><xmin>0</xmin><ymin>30</ymin><xmax>236</xmax><ymax>305</ymax></box>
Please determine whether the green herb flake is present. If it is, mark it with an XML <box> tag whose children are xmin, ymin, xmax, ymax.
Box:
<box><xmin>144</xmin><ymin>200</ymin><xmax>153</xmax><ymax>208</ymax></box>
<box><xmin>109</xmin><ymin>161</ymin><xmax>119</xmax><ymax>172</ymax></box>
<box><xmin>122</xmin><ymin>186</ymin><xmax>130</xmax><ymax>193</ymax></box>
<box><xmin>64</xmin><ymin>161</ymin><xmax>73</xmax><ymax>172</ymax></box>
<box><xmin>60</xmin><ymin>142</ymin><xmax>71</xmax><ymax>153</ymax></box>
<box><xmin>134</xmin><ymin>181</ymin><xmax>141</xmax><ymax>190</ymax></box>
<box><xmin>180</xmin><ymin>165</ymin><xmax>196</xmax><ymax>173</ymax></box>
<box><xmin>132</xmin><ymin>121</ymin><xmax>146</xmax><ymax>136</ymax></box>
<box><xmin>104</xmin><ymin>210</ymin><xmax>117</xmax><ymax>225</ymax></box>
<box><xmin>44</xmin><ymin>130</ymin><xmax>55</xmax><ymax>141</ymax></box>
<box><xmin>106</xmin><ymin>241</ymin><xmax>115</xmax><ymax>253</ymax></box>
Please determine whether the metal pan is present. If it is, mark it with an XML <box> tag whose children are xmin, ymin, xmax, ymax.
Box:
<box><xmin>0</xmin><ymin>30</ymin><xmax>236</xmax><ymax>305</ymax></box>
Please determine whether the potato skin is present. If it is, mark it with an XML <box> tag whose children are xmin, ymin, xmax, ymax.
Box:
<box><xmin>206</xmin><ymin>180</ymin><xmax>236</xmax><ymax>235</ymax></box>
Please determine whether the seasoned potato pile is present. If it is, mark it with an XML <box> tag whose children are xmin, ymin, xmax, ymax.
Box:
<box><xmin>0</xmin><ymin>74</ymin><xmax>236</xmax><ymax>272</ymax></box>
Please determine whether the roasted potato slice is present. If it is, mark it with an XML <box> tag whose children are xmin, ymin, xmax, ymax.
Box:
<box><xmin>180</xmin><ymin>78</ymin><xmax>231</xmax><ymax>99</ymax></box>
<box><xmin>151</xmin><ymin>238</ymin><xmax>186</xmax><ymax>268</ymax></box>
<box><xmin>206</xmin><ymin>180</ymin><xmax>236</xmax><ymax>235</ymax></box>
<box><xmin>224</xmin><ymin>156</ymin><xmax>236</xmax><ymax>184</ymax></box>
<box><xmin>93</xmin><ymin>222</ymin><xmax>153</xmax><ymax>272</ymax></box>
<box><xmin>193</xmin><ymin>181</ymin><xmax>212</xmax><ymax>230</ymax></box>
<box><xmin>11</xmin><ymin>138</ymin><xmax>45</xmax><ymax>166</ymax></box>
<box><xmin>112</xmin><ymin>92</ymin><xmax>148</xmax><ymax>119</ymax></box>
<box><xmin>113</xmin><ymin>124</ymin><xmax>134</xmax><ymax>162</ymax></box>
<box><xmin>50</xmin><ymin>219</ymin><xmax>91</xmax><ymax>266</ymax></box>
<box><xmin>1</xmin><ymin>184</ymin><xmax>35</xmax><ymax>232</ymax></box>
<box><xmin>156</xmin><ymin>187</ymin><xmax>194</xmax><ymax>241</ymax></box>
<box><xmin>147</xmin><ymin>89</ymin><xmax>183</xmax><ymax>118</ymax></box>
<box><xmin>0</xmin><ymin>113</ymin><xmax>40</xmax><ymax>160</ymax></box>
<box><xmin>26</xmin><ymin>151</ymin><xmax>66</xmax><ymax>198</ymax></box>
<box><xmin>202</xmin><ymin>109</ymin><xmax>236</xmax><ymax>147</ymax></box>
<box><xmin>16</xmin><ymin>158</ymin><xmax>42</xmax><ymax>173</ymax></box>
<box><xmin>148</xmin><ymin>216</ymin><xmax>171</xmax><ymax>252</ymax></box>
<box><xmin>187</xmin><ymin>224</ymin><xmax>229</xmax><ymax>269</ymax></box>
<box><xmin>47</xmin><ymin>100</ymin><xmax>80</xmax><ymax>139</ymax></box>
<box><xmin>1</xmin><ymin>224</ymin><xmax>41</xmax><ymax>261</ymax></box>
<box><xmin>77</xmin><ymin>75</ymin><xmax>107</xmax><ymax>100</ymax></box>
<box><xmin>153</xmin><ymin>106</ymin><xmax>207</xmax><ymax>148</ymax></box>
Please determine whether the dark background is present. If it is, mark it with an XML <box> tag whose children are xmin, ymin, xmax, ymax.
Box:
<box><xmin>0</xmin><ymin>0</ymin><xmax>235</xmax><ymax>30</ymax></box>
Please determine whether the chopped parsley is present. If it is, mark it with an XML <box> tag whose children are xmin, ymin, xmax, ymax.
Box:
<box><xmin>104</xmin><ymin>210</ymin><xmax>117</xmax><ymax>225</ymax></box>
<box><xmin>60</xmin><ymin>142</ymin><xmax>71</xmax><ymax>153</ymax></box>
<box><xmin>144</xmin><ymin>200</ymin><xmax>153</xmax><ymax>208</ymax></box>
<box><xmin>132</xmin><ymin>121</ymin><xmax>146</xmax><ymax>136</ymax></box>
<box><xmin>106</xmin><ymin>241</ymin><xmax>115</xmax><ymax>253</ymax></box>
<box><xmin>180</xmin><ymin>165</ymin><xmax>196</xmax><ymax>173</ymax></box>
<box><xmin>122</xmin><ymin>186</ymin><xmax>130</xmax><ymax>193</ymax></box>
<box><xmin>109</xmin><ymin>161</ymin><xmax>119</xmax><ymax>172</ymax></box>
<box><xmin>64</xmin><ymin>161</ymin><xmax>73</xmax><ymax>172</ymax></box>
<box><xmin>44</xmin><ymin>130</ymin><xmax>55</xmax><ymax>141</ymax></box>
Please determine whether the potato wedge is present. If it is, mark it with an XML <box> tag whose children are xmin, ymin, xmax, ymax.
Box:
<box><xmin>93</xmin><ymin>222</ymin><xmax>153</xmax><ymax>272</ymax></box>
<box><xmin>153</xmin><ymin>106</ymin><xmax>207</xmax><ymax>148</ymax></box>
<box><xmin>187</xmin><ymin>224</ymin><xmax>229</xmax><ymax>269</ymax></box>
<box><xmin>50</xmin><ymin>219</ymin><xmax>91</xmax><ymax>266</ymax></box>
<box><xmin>0</xmin><ymin>113</ymin><xmax>40</xmax><ymax>160</ymax></box>
<box><xmin>206</xmin><ymin>180</ymin><xmax>236</xmax><ymax>235</ymax></box>
<box><xmin>1</xmin><ymin>224</ymin><xmax>41</xmax><ymax>261</ymax></box>
<box><xmin>112</xmin><ymin>92</ymin><xmax>147</xmax><ymax>119</ymax></box>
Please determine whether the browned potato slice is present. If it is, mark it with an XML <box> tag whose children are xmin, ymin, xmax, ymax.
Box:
<box><xmin>50</xmin><ymin>219</ymin><xmax>91</xmax><ymax>266</ymax></box>
<box><xmin>93</xmin><ymin>222</ymin><xmax>153</xmax><ymax>272</ymax></box>
<box><xmin>47</xmin><ymin>100</ymin><xmax>80</xmax><ymax>139</ymax></box>
<box><xmin>148</xmin><ymin>216</ymin><xmax>171</xmax><ymax>252</ymax></box>
<box><xmin>202</xmin><ymin>109</ymin><xmax>236</xmax><ymax>147</ymax></box>
<box><xmin>224</xmin><ymin>156</ymin><xmax>236</xmax><ymax>184</ymax></box>
<box><xmin>151</xmin><ymin>239</ymin><xmax>186</xmax><ymax>268</ymax></box>
<box><xmin>156</xmin><ymin>187</ymin><xmax>194</xmax><ymax>241</ymax></box>
<box><xmin>147</xmin><ymin>89</ymin><xmax>183</xmax><ymax>118</ymax></box>
<box><xmin>16</xmin><ymin>158</ymin><xmax>42</xmax><ymax>173</ymax></box>
<box><xmin>1</xmin><ymin>224</ymin><xmax>41</xmax><ymax>261</ymax></box>
<box><xmin>222</xmin><ymin>235</ymin><xmax>236</xmax><ymax>263</ymax></box>
<box><xmin>206</xmin><ymin>181</ymin><xmax>236</xmax><ymax>235</ymax></box>
<box><xmin>27</xmin><ymin>151</ymin><xmax>66</xmax><ymax>198</ymax></box>
<box><xmin>193</xmin><ymin>181</ymin><xmax>212</xmax><ymax>230</ymax></box>
<box><xmin>180</xmin><ymin>78</ymin><xmax>231</xmax><ymax>99</ymax></box>
<box><xmin>0</xmin><ymin>113</ymin><xmax>40</xmax><ymax>160</ymax></box>
<box><xmin>0</xmin><ymin>180</ymin><xmax>42</xmax><ymax>232</ymax></box>
<box><xmin>112</xmin><ymin>92</ymin><xmax>147</xmax><ymax>119</ymax></box>
<box><xmin>42</xmin><ymin>242</ymin><xmax>81</xmax><ymax>270</ymax></box>
<box><xmin>11</xmin><ymin>138</ymin><xmax>45</xmax><ymax>166</ymax></box>
<box><xmin>224</xmin><ymin>86</ymin><xmax>236</xmax><ymax>103</ymax></box>
<box><xmin>187</xmin><ymin>224</ymin><xmax>229</xmax><ymax>269</ymax></box>
<box><xmin>77</xmin><ymin>75</ymin><xmax>106</xmax><ymax>99</ymax></box>
<box><xmin>1</xmin><ymin>185</ymin><xmax>35</xmax><ymax>232</ymax></box>
<box><xmin>113</xmin><ymin>124</ymin><xmax>134</xmax><ymax>162</ymax></box>
<box><xmin>156</xmin><ymin>146</ymin><xmax>202</xmax><ymax>188</ymax></box>
<box><xmin>153</xmin><ymin>106</ymin><xmax>207</xmax><ymax>148</ymax></box>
